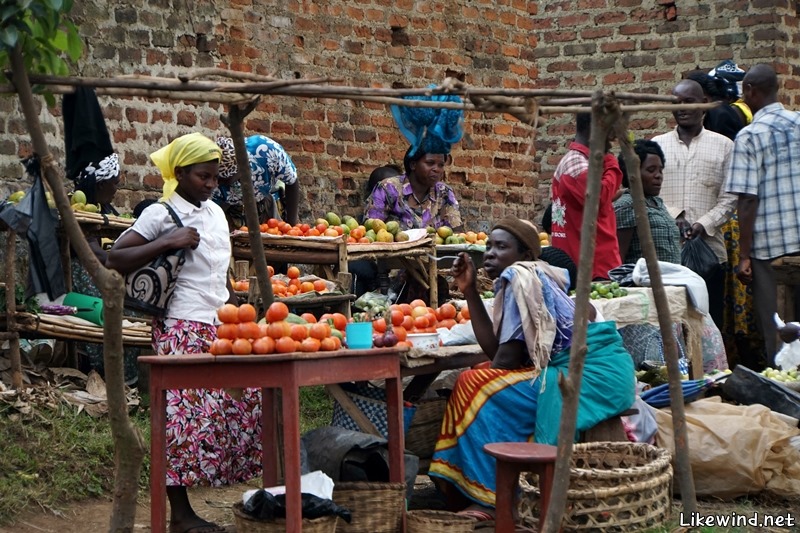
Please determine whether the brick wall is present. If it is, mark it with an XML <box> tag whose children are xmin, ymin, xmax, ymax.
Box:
<box><xmin>1</xmin><ymin>0</ymin><xmax>797</xmax><ymax>230</ymax></box>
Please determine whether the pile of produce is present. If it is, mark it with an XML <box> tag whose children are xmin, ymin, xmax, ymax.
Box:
<box><xmin>760</xmin><ymin>366</ymin><xmax>800</xmax><ymax>385</ymax></box>
<box><xmin>569</xmin><ymin>282</ymin><xmax>629</xmax><ymax>300</ymax></box>
<box><xmin>431</xmin><ymin>226</ymin><xmax>487</xmax><ymax>246</ymax></box>
<box><xmin>68</xmin><ymin>190</ymin><xmax>101</xmax><ymax>213</ymax></box>
<box><xmin>240</xmin><ymin>213</ymin><xmax>412</xmax><ymax>244</ymax></box>
<box><xmin>209</xmin><ymin>302</ymin><xmax>345</xmax><ymax>355</ymax></box>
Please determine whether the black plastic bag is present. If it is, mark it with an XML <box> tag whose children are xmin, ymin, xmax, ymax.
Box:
<box><xmin>722</xmin><ymin>365</ymin><xmax>800</xmax><ymax>421</ymax></box>
<box><xmin>243</xmin><ymin>489</ymin><xmax>352</xmax><ymax>523</ymax></box>
<box><xmin>681</xmin><ymin>237</ymin><xmax>718</xmax><ymax>278</ymax></box>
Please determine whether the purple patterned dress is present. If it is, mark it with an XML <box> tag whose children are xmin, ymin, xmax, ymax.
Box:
<box><xmin>152</xmin><ymin>318</ymin><xmax>263</xmax><ymax>486</ymax></box>
<box><xmin>364</xmin><ymin>174</ymin><xmax>462</xmax><ymax>230</ymax></box>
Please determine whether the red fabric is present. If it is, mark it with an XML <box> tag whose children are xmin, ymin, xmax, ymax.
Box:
<box><xmin>550</xmin><ymin>142</ymin><xmax>623</xmax><ymax>280</ymax></box>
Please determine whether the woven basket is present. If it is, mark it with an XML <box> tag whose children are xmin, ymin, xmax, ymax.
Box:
<box><xmin>407</xmin><ymin>510</ymin><xmax>476</xmax><ymax>533</ymax></box>
<box><xmin>231</xmin><ymin>502</ymin><xmax>339</xmax><ymax>533</ymax></box>
<box><xmin>332</xmin><ymin>481</ymin><xmax>405</xmax><ymax>533</ymax></box>
<box><xmin>405</xmin><ymin>397</ymin><xmax>447</xmax><ymax>460</ymax></box>
<box><xmin>518</xmin><ymin>442</ymin><xmax>672</xmax><ymax>532</ymax></box>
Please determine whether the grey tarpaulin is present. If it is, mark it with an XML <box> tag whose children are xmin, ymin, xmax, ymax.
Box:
<box><xmin>0</xmin><ymin>156</ymin><xmax>65</xmax><ymax>301</ymax></box>
<box><xmin>302</xmin><ymin>426</ymin><xmax>419</xmax><ymax>500</ymax></box>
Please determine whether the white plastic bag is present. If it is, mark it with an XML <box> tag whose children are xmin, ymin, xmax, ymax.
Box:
<box><xmin>774</xmin><ymin>313</ymin><xmax>800</xmax><ymax>370</ymax></box>
<box><xmin>242</xmin><ymin>470</ymin><xmax>334</xmax><ymax>504</ymax></box>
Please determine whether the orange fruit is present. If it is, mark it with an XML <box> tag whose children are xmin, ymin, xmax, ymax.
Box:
<box><xmin>300</xmin><ymin>281</ymin><xmax>315</xmax><ymax>293</ymax></box>
<box><xmin>290</xmin><ymin>324</ymin><xmax>309</xmax><ymax>341</ymax></box>
<box><xmin>267</xmin><ymin>320</ymin><xmax>291</xmax><ymax>339</ymax></box>
<box><xmin>217</xmin><ymin>323</ymin><xmax>239</xmax><ymax>340</ymax></box>
<box><xmin>439</xmin><ymin>303</ymin><xmax>457</xmax><ymax>320</ymax></box>
<box><xmin>276</xmin><ymin>336</ymin><xmax>297</xmax><ymax>353</ymax></box>
<box><xmin>210</xmin><ymin>338</ymin><xmax>233</xmax><ymax>355</ymax></box>
<box><xmin>217</xmin><ymin>303</ymin><xmax>240</xmax><ymax>324</ymax></box>
<box><xmin>310</xmin><ymin>322</ymin><xmax>331</xmax><ymax>340</ymax></box>
<box><xmin>330</xmin><ymin>313</ymin><xmax>348</xmax><ymax>332</ymax></box>
<box><xmin>300</xmin><ymin>337</ymin><xmax>321</xmax><ymax>352</ymax></box>
<box><xmin>252</xmin><ymin>336</ymin><xmax>276</xmax><ymax>355</ymax></box>
<box><xmin>238</xmin><ymin>303</ymin><xmax>257</xmax><ymax>323</ymax></box>
<box><xmin>301</xmin><ymin>313</ymin><xmax>317</xmax><ymax>323</ymax></box>
<box><xmin>232</xmin><ymin>338</ymin><xmax>252</xmax><ymax>355</ymax></box>
<box><xmin>313</xmin><ymin>279</ymin><xmax>327</xmax><ymax>292</ymax></box>
<box><xmin>287</xmin><ymin>266</ymin><xmax>301</xmax><ymax>279</ymax></box>
<box><xmin>266</xmin><ymin>301</ymin><xmax>290</xmax><ymax>323</ymax></box>
<box><xmin>238</xmin><ymin>321</ymin><xmax>261</xmax><ymax>340</ymax></box>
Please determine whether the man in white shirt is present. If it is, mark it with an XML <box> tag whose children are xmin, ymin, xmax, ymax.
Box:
<box><xmin>652</xmin><ymin>79</ymin><xmax>736</xmax><ymax>329</ymax></box>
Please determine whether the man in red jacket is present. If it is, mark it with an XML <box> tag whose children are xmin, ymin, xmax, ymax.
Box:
<box><xmin>550</xmin><ymin>113</ymin><xmax>623</xmax><ymax>280</ymax></box>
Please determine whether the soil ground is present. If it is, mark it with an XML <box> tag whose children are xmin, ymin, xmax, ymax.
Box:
<box><xmin>3</xmin><ymin>476</ymin><xmax>800</xmax><ymax>533</ymax></box>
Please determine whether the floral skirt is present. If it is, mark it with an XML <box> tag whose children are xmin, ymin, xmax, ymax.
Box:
<box><xmin>152</xmin><ymin>318</ymin><xmax>263</xmax><ymax>487</ymax></box>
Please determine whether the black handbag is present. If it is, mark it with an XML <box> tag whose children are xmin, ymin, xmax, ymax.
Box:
<box><xmin>124</xmin><ymin>203</ymin><xmax>186</xmax><ymax>317</ymax></box>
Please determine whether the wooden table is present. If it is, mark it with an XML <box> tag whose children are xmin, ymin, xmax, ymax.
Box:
<box><xmin>401</xmin><ymin>344</ymin><xmax>488</xmax><ymax>401</ymax></box>
<box><xmin>589</xmin><ymin>285</ymin><xmax>706</xmax><ymax>378</ymax></box>
<box><xmin>139</xmin><ymin>348</ymin><xmax>407</xmax><ymax>533</ymax></box>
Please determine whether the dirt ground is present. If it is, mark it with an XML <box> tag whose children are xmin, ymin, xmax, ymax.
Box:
<box><xmin>3</xmin><ymin>477</ymin><xmax>800</xmax><ymax>533</ymax></box>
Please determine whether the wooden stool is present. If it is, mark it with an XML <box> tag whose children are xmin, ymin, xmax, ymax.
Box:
<box><xmin>484</xmin><ymin>442</ymin><xmax>558</xmax><ymax>533</ymax></box>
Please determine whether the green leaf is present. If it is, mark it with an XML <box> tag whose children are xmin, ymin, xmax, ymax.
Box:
<box><xmin>0</xmin><ymin>25</ymin><xmax>19</xmax><ymax>49</ymax></box>
<box><xmin>51</xmin><ymin>28</ymin><xmax>67</xmax><ymax>50</ymax></box>
<box><xmin>65</xmin><ymin>21</ymin><xmax>80</xmax><ymax>60</ymax></box>
<box><xmin>43</xmin><ymin>0</ymin><xmax>63</xmax><ymax>12</ymax></box>
<box><xmin>1</xmin><ymin>5</ymin><xmax>19</xmax><ymax>24</ymax></box>
<box><xmin>43</xmin><ymin>90</ymin><xmax>55</xmax><ymax>107</ymax></box>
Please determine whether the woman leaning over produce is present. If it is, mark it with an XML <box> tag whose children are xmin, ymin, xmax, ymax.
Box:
<box><xmin>107</xmin><ymin>132</ymin><xmax>261</xmax><ymax>533</ymax></box>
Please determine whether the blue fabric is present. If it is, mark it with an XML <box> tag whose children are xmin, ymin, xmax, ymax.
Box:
<box><xmin>535</xmin><ymin>321</ymin><xmax>636</xmax><ymax>445</ymax></box>
<box><xmin>391</xmin><ymin>87</ymin><xmax>464</xmax><ymax>156</ymax></box>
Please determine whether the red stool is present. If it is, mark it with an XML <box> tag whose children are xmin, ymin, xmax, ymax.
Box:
<box><xmin>484</xmin><ymin>442</ymin><xmax>558</xmax><ymax>533</ymax></box>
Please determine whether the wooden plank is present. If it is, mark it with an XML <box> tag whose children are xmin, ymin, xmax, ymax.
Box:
<box><xmin>324</xmin><ymin>384</ymin><xmax>382</xmax><ymax>437</ymax></box>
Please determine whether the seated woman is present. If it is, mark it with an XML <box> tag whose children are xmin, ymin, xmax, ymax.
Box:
<box><xmin>428</xmin><ymin>217</ymin><xmax>635</xmax><ymax>522</ymax></box>
<box><xmin>108</xmin><ymin>133</ymin><xmax>261</xmax><ymax>533</ymax></box>
<box><xmin>213</xmin><ymin>135</ymin><xmax>300</xmax><ymax>229</ymax></box>
<box><xmin>614</xmin><ymin>140</ymin><xmax>681</xmax><ymax>265</ymax></box>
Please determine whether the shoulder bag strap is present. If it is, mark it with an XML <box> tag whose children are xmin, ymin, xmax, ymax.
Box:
<box><xmin>161</xmin><ymin>202</ymin><xmax>184</xmax><ymax>228</ymax></box>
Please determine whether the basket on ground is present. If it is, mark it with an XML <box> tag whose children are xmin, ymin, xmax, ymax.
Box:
<box><xmin>405</xmin><ymin>396</ymin><xmax>447</xmax><ymax>464</ymax></box>
<box><xmin>517</xmin><ymin>442</ymin><xmax>672</xmax><ymax>532</ymax></box>
<box><xmin>407</xmin><ymin>509</ymin><xmax>476</xmax><ymax>533</ymax></box>
<box><xmin>332</xmin><ymin>481</ymin><xmax>405</xmax><ymax>533</ymax></box>
<box><xmin>232</xmin><ymin>502</ymin><xmax>338</xmax><ymax>533</ymax></box>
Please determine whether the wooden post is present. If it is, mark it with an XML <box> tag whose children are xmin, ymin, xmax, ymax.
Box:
<box><xmin>4</xmin><ymin>231</ymin><xmax>22</xmax><ymax>390</ymax></box>
<box><xmin>542</xmin><ymin>92</ymin><xmax>620</xmax><ymax>533</ymax></box>
<box><xmin>224</xmin><ymin>102</ymin><xmax>275</xmax><ymax>312</ymax></box>
<box><xmin>615</xmin><ymin>119</ymin><xmax>697</xmax><ymax>514</ymax></box>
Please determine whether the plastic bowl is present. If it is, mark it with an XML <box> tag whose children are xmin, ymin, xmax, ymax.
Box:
<box><xmin>406</xmin><ymin>332</ymin><xmax>440</xmax><ymax>351</ymax></box>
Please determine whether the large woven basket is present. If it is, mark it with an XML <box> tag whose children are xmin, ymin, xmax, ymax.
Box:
<box><xmin>518</xmin><ymin>442</ymin><xmax>672</xmax><ymax>532</ymax></box>
<box><xmin>407</xmin><ymin>510</ymin><xmax>476</xmax><ymax>533</ymax></box>
<box><xmin>405</xmin><ymin>397</ymin><xmax>447</xmax><ymax>460</ymax></box>
<box><xmin>332</xmin><ymin>481</ymin><xmax>405</xmax><ymax>533</ymax></box>
<box><xmin>232</xmin><ymin>502</ymin><xmax>339</xmax><ymax>533</ymax></box>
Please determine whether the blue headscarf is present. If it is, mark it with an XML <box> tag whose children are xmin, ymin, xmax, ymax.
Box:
<box><xmin>709</xmin><ymin>60</ymin><xmax>746</xmax><ymax>100</ymax></box>
<box><xmin>391</xmin><ymin>88</ymin><xmax>464</xmax><ymax>157</ymax></box>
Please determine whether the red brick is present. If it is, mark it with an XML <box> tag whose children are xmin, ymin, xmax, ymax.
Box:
<box><xmin>603</xmin><ymin>72</ymin><xmax>635</xmax><ymax>84</ymax></box>
<box><xmin>601</xmin><ymin>41</ymin><xmax>636</xmax><ymax>52</ymax></box>
<box><xmin>176</xmin><ymin>110</ymin><xmax>196</xmax><ymax>126</ymax></box>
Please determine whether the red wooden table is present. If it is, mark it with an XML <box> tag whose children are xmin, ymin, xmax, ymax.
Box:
<box><xmin>139</xmin><ymin>347</ymin><xmax>407</xmax><ymax>533</ymax></box>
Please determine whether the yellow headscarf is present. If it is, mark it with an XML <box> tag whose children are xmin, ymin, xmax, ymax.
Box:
<box><xmin>150</xmin><ymin>132</ymin><xmax>222</xmax><ymax>201</ymax></box>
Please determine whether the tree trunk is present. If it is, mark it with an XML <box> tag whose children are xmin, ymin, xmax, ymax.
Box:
<box><xmin>3</xmin><ymin>230</ymin><xmax>22</xmax><ymax>390</ymax></box>
<box><xmin>8</xmin><ymin>45</ymin><xmax>146</xmax><ymax>533</ymax></box>
<box><xmin>542</xmin><ymin>91</ymin><xmax>621</xmax><ymax>533</ymax></box>
<box><xmin>614</xmin><ymin>118</ymin><xmax>697</xmax><ymax>514</ymax></box>
<box><xmin>225</xmin><ymin>102</ymin><xmax>275</xmax><ymax>310</ymax></box>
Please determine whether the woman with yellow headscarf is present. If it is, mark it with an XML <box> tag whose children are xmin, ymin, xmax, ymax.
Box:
<box><xmin>108</xmin><ymin>133</ymin><xmax>262</xmax><ymax>533</ymax></box>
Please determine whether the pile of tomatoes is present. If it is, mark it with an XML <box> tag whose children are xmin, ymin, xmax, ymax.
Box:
<box><xmin>271</xmin><ymin>266</ymin><xmax>330</xmax><ymax>298</ymax></box>
<box><xmin>209</xmin><ymin>302</ymin><xmax>346</xmax><ymax>355</ymax></box>
<box><xmin>242</xmin><ymin>218</ymin><xmax>344</xmax><ymax>239</ymax></box>
<box><xmin>371</xmin><ymin>300</ymin><xmax>470</xmax><ymax>347</ymax></box>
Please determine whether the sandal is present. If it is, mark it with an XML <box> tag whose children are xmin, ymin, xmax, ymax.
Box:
<box><xmin>457</xmin><ymin>508</ymin><xmax>496</xmax><ymax>530</ymax></box>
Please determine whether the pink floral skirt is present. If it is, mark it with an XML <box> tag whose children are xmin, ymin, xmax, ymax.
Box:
<box><xmin>152</xmin><ymin>318</ymin><xmax>262</xmax><ymax>487</ymax></box>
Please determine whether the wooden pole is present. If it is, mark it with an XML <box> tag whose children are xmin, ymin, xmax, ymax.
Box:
<box><xmin>4</xmin><ymin>230</ymin><xmax>22</xmax><ymax>390</ymax></box>
<box><xmin>8</xmin><ymin>45</ymin><xmax>145</xmax><ymax>532</ymax></box>
<box><xmin>614</xmin><ymin>119</ymin><xmax>697</xmax><ymax>514</ymax></box>
<box><xmin>542</xmin><ymin>91</ymin><xmax>621</xmax><ymax>533</ymax></box>
<box><xmin>224</xmin><ymin>101</ymin><xmax>275</xmax><ymax>310</ymax></box>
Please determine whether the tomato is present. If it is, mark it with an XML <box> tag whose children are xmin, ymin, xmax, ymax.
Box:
<box><xmin>232</xmin><ymin>338</ymin><xmax>252</xmax><ymax>355</ymax></box>
<box><xmin>309</xmin><ymin>322</ymin><xmax>332</xmax><ymax>340</ymax></box>
<box><xmin>290</xmin><ymin>324</ymin><xmax>309</xmax><ymax>341</ymax></box>
<box><xmin>399</xmin><ymin>303</ymin><xmax>413</xmax><ymax>316</ymax></box>
<box><xmin>287</xmin><ymin>266</ymin><xmax>301</xmax><ymax>279</ymax></box>
<box><xmin>276</xmin><ymin>336</ymin><xmax>297</xmax><ymax>353</ymax></box>
<box><xmin>238</xmin><ymin>321</ymin><xmax>261</xmax><ymax>340</ymax></box>
<box><xmin>266</xmin><ymin>301</ymin><xmax>290</xmax><ymax>323</ymax></box>
<box><xmin>300</xmin><ymin>337</ymin><xmax>321</xmax><ymax>352</ymax></box>
<box><xmin>313</xmin><ymin>279</ymin><xmax>328</xmax><ymax>292</ymax></box>
<box><xmin>267</xmin><ymin>218</ymin><xmax>280</xmax><ymax>228</ymax></box>
<box><xmin>300</xmin><ymin>281</ymin><xmax>315</xmax><ymax>293</ymax></box>
<box><xmin>393</xmin><ymin>325</ymin><xmax>407</xmax><ymax>342</ymax></box>
<box><xmin>439</xmin><ymin>303</ymin><xmax>457</xmax><ymax>320</ymax></box>
<box><xmin>409</xmin><ymin>299</ymin><xmax>427</xmax><ymax>309</ymax></box>
<box><xmin>217</xmin><ymin>323</ymin><xmax>239</xmax><ymax>340</ymax></box>
<box><xmin>217</xmin><ymin>303</ymin><xmax>240</xmax><ymax>324</ymax></box>
<box><xmin>411</xmin><ymin>306</ymin><xmax>429</xmax><ymax>319</ymax></box>
<box><xmin>372</xmin><ymin>317</ymin><xmax>387</xmax><ymax>334</ymax></box>
<box><xmin>210</xmin><ymin>338</ymin><xmax>233</xmax><ymax>355</ymax></box>
<box><xmin>252</xmin><ymin>336</ymin><xmax>275</xmax><ymax>354</ymax></box>
<box><xmin>237</xmin><ymin>304</ymin><xmax>257</xmax><ymax>323</ymax></box>
<box><xmin>401</xmin><ymin>315</ymin><xmax>414</xmax><ymax>330</ymax></box>
<box><xmin>460</xmin><ymin>305</ymin><xmax>471</xmax><ymax>320</ymax></box>
<box><xmin>390</xmin><ymin>310</ymin><xmax>404</xmax><ymax>327</ymax></box>
<box><xmin>330</xmin><ymin>313</ymin><xmax>348</xmax><ymax>332</ymax></box>
<box><xmin>300</xmin><ymin>313</ymin><xmax>317</xmax><ymax>323</ymax></box>
<box><xmin>267</xmin><ymin>265</ymin><xmax>275</xmax><ymax>277</ymax></box>
<box><xmin>413</xmin><ymin>316</ymin><xmax>429</xmax><ymax>329</ymax></box>
<box><xmin>320</xmin><ymin>337</ymin><xmax>337</xmax><ymax>351</ymax></box>
<box><xmin>267</xmin><ymin>320</ymin><xmax>291</xmax><ymax>339</ymax></box>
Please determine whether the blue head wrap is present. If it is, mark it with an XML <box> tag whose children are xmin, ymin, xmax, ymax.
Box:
<box><xmin>391</xmin><ymin>87</ymin><xmax>464</xmax><ymax>158</ymax></box>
